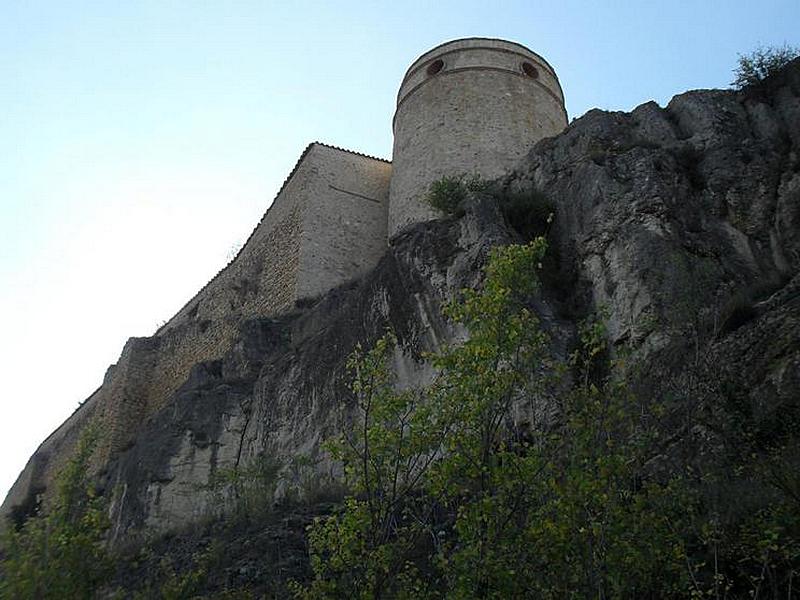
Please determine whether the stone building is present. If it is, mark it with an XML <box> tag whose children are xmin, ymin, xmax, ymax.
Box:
<box><xmin>164</xmin><ymin>37</ymin><xmax>567</xmax><ymax>325</ymax></box>
<box><xmin>118</xmin><ymin>36</ymin><xmax>566</xmax><ymax>467</ymax></box>
<box><xmin>125</xmin><ymin>37</ymin><xmax>566</xmax><ymax>457</ymax></box>
<box><xmin>389</xmin><ymin>38</ymin><xmax>567</xmax><ymax>236</ymax></box>
<box><xmin>1</xmin><ymin>37</ymin><xmax>567</xmax><ymax>518</ymax></box>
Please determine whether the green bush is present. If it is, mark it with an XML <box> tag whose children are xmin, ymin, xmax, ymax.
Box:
<box><xmin>0</xmin><ymin>426</ymin><xmax>111</xmax><ymax>600</ymax></box>
<box><xmin>424</xmin><ymin>174</ymin><xmax>486</xmax><ymax>216</ymax></box>
<box><xmin>732</xmin><ymin>44</ymin><xmax>799</xmax><ymax>89</ymax></box>
<box><xmin>424</xmin><ymin>176</ymin><xmax>554</xmax><ymax>241</ymax></box>
<box><xmin>294</xmin><ymin>240</ymin><xmax>701</xmax><ymax>598</ymax></box>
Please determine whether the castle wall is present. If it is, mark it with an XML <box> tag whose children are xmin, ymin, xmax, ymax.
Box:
<box><xmin>8</xmin><ymin>35</ymin><xmax>563</xmax><ymax>492</ymax></box>
<box><xmin>3</xmin><ymin>37</ymin><xmax>568</xmax><ymax>529</ymax></box>
<box><xmin>160</xmin><ymin>143</ymin><xmax>390</xmax><ymax>331</ymax></box>
<box><xmin>388</xmin><ymin>38</ymin><xmax>567</xmax><ymax>237</ymax></box>
<box><xmin>93</xmin><ymin>145</ymin><xmax>389</xmax><ymax>459</ymax></box>
<box><xmin>296</xmin><ymin>146</ymin><xmax>391</xmax><ymax>300</ymax></box>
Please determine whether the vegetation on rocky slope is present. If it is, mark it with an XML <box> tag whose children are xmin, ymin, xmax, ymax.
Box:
<box><xmin>4</xmin><ymin>234</ymin><xmax>796</xmax><ymax>599</ymax></box>
<box><xmin>293</xmin><ymin>238</ymin><xmax>799</xmax><ymax>599</ymax></box>
<box><xmin>0</xmin><ymin>427</ymin><xmax>110</xmax><ymax>599</ymax></box>
<box><xmin>732</xmin><ymin>44</ymin><xmax>799</xmax><ymax>89</ymax></box>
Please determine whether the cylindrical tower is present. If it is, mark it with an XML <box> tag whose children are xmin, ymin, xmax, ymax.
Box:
<box><xmin>388</xmin><ymin>38</ymin><xmax>567</xmax><ymax>237</ymax></box>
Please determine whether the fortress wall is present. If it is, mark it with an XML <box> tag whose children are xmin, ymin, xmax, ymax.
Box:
<box><xmin>102</xmin><ymin>337</ymin><xmax>162</xmax><ymax>457</ymax></box>
<box><xmin>0</xmin><ymin>387</ymin><xmax>101</xmax><ymax>522</ymax></box>
<box><xmin>5</xmin><ymin>143</ymin><xmax>392</xmax><ymax>516</ymax></box>
<box><xmin>97</xmin><ymin>145</ymin><xmax>388</xmax><ymax>456</ymax></box>
<box><xmin>388</xmin><ymin>38</ymin><xmax>567</xmax><ymax>237</ymax></box>
<box><xmin>3</xmin><ymin>145</ymin><xmax>314</xmax><ymax>499</ymax></box>
<box><xmin>295</xmin><ymin>145</ymin><xmax>391</xmax><ymax>300</ymax></box>
<box><xmin>94</xmin><ymin>153</ymin><xmax>308</xmax><ymax>448</ymax></box>
<box><xmin>162</xmin><ymin>150</ymin><xmax>309</xmax><ymax>331</ymax></box>
<box><xmin>141</xmin><ymin>164</ymin><xmax>305</xmax><ymax>407</ymax></box>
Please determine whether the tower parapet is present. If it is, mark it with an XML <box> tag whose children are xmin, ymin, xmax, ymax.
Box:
<box><xmin>388</xmin><ymin>37</ymin><xmax>567</xmax><ymax>237</ymax></box>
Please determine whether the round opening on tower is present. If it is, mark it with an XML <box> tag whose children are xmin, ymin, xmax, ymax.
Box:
<box><xmin>521</xmin><ymin>61</ymin><xmax>539</xmax><ymax>79</ymax></box>
<box><xmin>426</xmin><ymin>59</ymin><xmax>444</xmax><ymax>77</ymax></box>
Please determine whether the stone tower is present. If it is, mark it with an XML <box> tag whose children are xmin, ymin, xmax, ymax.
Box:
<box><xmin>388</xmin><ymin>38</ymin><xmax>568</xmax><ymax>237</ymax></box>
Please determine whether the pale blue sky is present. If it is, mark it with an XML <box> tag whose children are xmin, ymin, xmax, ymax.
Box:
<box><xmin>1</xmin><ymin>0</ymin><xmax>797</xmax><ymax>502</ymax></box>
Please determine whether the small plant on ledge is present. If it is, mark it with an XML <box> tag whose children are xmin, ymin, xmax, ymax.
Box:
<box><xmin>424</xmin><ymin>174</ymin><xmax>486</xmax><ymax>216</ymax></box>
<box><xmin>732</xmin><ymin>44</ymin><xmax>799</xmax><ymax>90</ymax></box>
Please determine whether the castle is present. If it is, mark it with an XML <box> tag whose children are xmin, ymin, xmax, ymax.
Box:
<box><xmin>1</xmin><ymin>39</ymin><xmax>569</xmax><ymax>499</ymax></box>
<box><xmin>94</xmin><ymin>37</ymin><xmax>567</xmax><ymax>457</ymax></box>
<box><xmin>162</xmin><ymin>38</ymin><xmax>567</xmax><ymax>334</ymax></box>
<box><xmin>7</xmin><ymin>30</ymin><xmax>800</xmax><ymax>594</ymax></box>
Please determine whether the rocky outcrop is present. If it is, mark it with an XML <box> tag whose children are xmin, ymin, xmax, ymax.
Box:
<box><xmin>104</xmin><ymin>202</ymin><xmax>510</xmax><ymax>541</ymax></box>
<box><xmin>3</xmin><ymin>60</ymin><xmax>799</xmax><ymax>549</ymax></box>
<box><xmin>510</xmin><ymin>58</ymin><xmax>800</xmax><ymax>437</ymax></box>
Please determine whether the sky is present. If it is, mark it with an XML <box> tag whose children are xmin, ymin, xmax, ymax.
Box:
<box><xmin>1</xmin><ymin>0</ymin><xmax>798</xmax><ymax>504</ymax></box>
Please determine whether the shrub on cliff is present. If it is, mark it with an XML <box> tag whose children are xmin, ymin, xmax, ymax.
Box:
<box><xmin>732</xmin><ymin>44</ymin><xmax>799</xmax><ymax>89</ymax></box>
<box><xmin>495</xmin><ymin>187</ymin><xmax>554</xmax><ymax>240</ymax></box>
<box><xmin>295</xmin><ymin>236</ymin><xmax>800</xmax><ymax>599</ymax></box>
<box><xmin>425</xmin><ymin>175</ymin><xmax>554</xmax><ymax>242</ymax></box>
<box><xmin>424</xmin><ymin>174</ymin><xmax>486</xmax><ymax>216</ymax></box>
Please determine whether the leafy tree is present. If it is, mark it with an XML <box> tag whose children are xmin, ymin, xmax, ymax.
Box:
<box><xmin>0</xmin><ymin>426</ymin><xmax>110</xmax><ymax>600</ymax></box>
<box><xmin>732</xmin><ymin>44</ymin><xmax>799</xmax><ymax>89</ymax></box>
<box><xmin>294</xmin><ymin>333</ymin><xmax>444</xmax><ymax>599</ymax></box>
<box><xmin>296</xmin><ymin>238</ymin><xmax>698</xmax><ymax>598</ymax></box>
<box><xmin>298</xmin><ymin>241</ymin><xmax>554</xmax><ymax>599</ymax></box>
<box><xmin>427</xmin><ymin>296</ymin><xmax>694</xmax><ymax>598</ymax></box>
<box><xmin>423</xmin><ymin>240</ymin><xmax>553</xmax><ymax>597</ymax></box>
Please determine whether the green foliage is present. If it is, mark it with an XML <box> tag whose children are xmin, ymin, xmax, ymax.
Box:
<box><xmin>732</xmin><ymin>44</ymin><xmax>799</xmax><ymax>89</ymax></box>
<box><xmin>424</xmin><ymin>175</ymin><xmax>554</xmax><ymax>242</ymax></box>
<box><xmin>423</xmin><ymin>308</ymin><xmax>692</xmax><ymax>598</ymax></box>
<box><xmin>157</xmin><ymin>541</ymin><xmax>245</xmax><ymax>600</ymax></box>
<box><xmin>159</xmin><ymin>555</ymin><xmax>208</xmax><ymax>600</ymax></box>
<box><xmin>0</xmin><ymin>425</ymin><xmax>111</xmax><ymax>599</ymax></box>
<box><xmin>297</xmin><ymin>234</ymin><xmax>800</xmax><ymax>598</ymax></box>
<box><xmin>298</xmin><ymin>239</ymin><xmax>694</xmax><ymax>597</ymax></box>
<box><xmin>124</xmin><ymin>539</ymin><xmax>257</xmax><ymax>600</ymax></box>
<box><xmin>294</xmin><ymin>333</ymin><xmax>441</xmax><ymax>599</ymax></box>
<box><xmin>505</xmin><ymin>316</ymin><xmax>692</xmax><ymax>597</ymax></box>
<box><xmin>424</xmin><ymin>174</ymin><xmax>486</xmax><ymax>216</ymax></box>
<box><xmin>728</xmin><ymin>501</ymin><xmax>800</xmax><ymax>595</ymax></box>
<box><xmin>425</xmin><ymin>243</ymin><xmax>553</xmax><ymax>598</ymax></box>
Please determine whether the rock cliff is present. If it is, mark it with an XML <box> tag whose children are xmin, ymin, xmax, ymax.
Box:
<box><xmin>3</xmin><ymin>60</ymin><xmax>799</xmax><ymax>587</ymax></box>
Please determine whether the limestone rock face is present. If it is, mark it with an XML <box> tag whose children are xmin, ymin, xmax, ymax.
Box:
<box><xmin>3</xmin><ymin>60</ymin><xmax>799</xmax><ymax>545</ymax></box>
<box><xmin>104</xmin><ymin>203</ymin><xmax>511</xmax><ymax>541</ymax></box>
<box><xmin>513</xmin><ymin>60</ymin><xmax>800</xmax><ymax>376</ymax></box>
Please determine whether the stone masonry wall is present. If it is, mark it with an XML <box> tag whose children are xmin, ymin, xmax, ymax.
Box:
<box><xmin>388</xmin><ymin>38</ymin><xmax>567</xmax><ymax>237</ymax></box>
<box><xmin>99</xmin><ymin>144</ymin><xmax>390</xmax><ymax>455</ymax></box>
<box><xmin>296</xmin><ymin>145</ymin><xmax>391</xmax><ymax>300</ymax></box>
<box><xmin>2</xmin><ymin>143</ymin><xmax>392</xmax><ymax>509</ymax></box>
<box><xmin>89</xmin><ymin>151</ymin><xmax>308</xmax><ymax>457</ymax></box>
